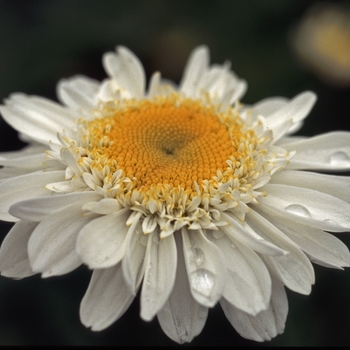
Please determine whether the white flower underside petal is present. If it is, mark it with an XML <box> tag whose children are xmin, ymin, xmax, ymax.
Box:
<box><xmin>246</xmin><ymin>210</ymin><xmax>315</xmax><ymax>295</ymax></box>
<box><xmin>221</xmin><ymin>276</ymin><xmax>288</xmax><ymax>342</ymax></box>
<box><xmin>270</xmin><ymin>169</ymin><xmax>350</xmax><ymax>204</ymax></box>
<box><xmin>157</xmin><ymin>233</ymin><xmax>208</xmax><ymax>344</ymax></box>
<box><xmin>180</xmin><ymin>46</ymin><xmax>209</xmax><ymax>96</ymax></box>
<box><xmin>80</xmin><ymin>263</ymin><xmax>135</xmax><ymax>331</ymax></box>
<box><xmin>0</xmin><ymin>220</ymin><xmax>37</xmax><ymax>279</ymax></box>
<box><xmin>77</xmin><ymin>208</ymin><xmax>130</xmax><ymax>269</ymax></box>
<box><xmin>10</xmin><ymin>191</ymin><xmax>101</xmax><ymax>222</ymax></box>
<box><xmin>207</xmin><ymin>232</ymin><xmax>271</xmax><ymax>315</ymax></box>
<box><xmin>220</xmin><ymin>212</ymin><xmax>286</xmax><ymax>256</ymax></box>
<box><xmin>181</xmin><ymin>228</ymin><xmax>226</xmax><ymax>308</ymax></box>
<box><xmin>28</xmin><ymin>202</ymin><xmax>93</xmax><ymax>277</ymax></box>
<box><xmin>264</xmin><ymin>91</ymin><xmax>316</xmax><ymax>139</ymax></box>
<box><xmin>140</xmin><ymin>231</ymin><xmax>177</xmax><ymax>321</ymax></box>
<box><xmin>57</xmin><ymin>75</ymin><xmax>100</xmax><ymax>110</ymax></box>
<box><xmin>260</xmin><ymin>183</ymin><xmax>350</xmax><ymax>231</ymax></box>
<box><xmin>282</xmin><ymin>132</ymin><xmax>350</xmax><ymax>170</ymax></box>
<box><xmin>0</xmin><ymin>94</ymin><xmax>77</xmax><ymax>144</ymax></box>
<box><xmin>122</xmin><ymin>215</ymin><xmax>147</xmax><ymax>295</ymax></box>
<box><xmin>0</xmin><ymin>170</ymin><xmax>65</xmax><ymax>221</ymax></box>
<box><xmin>255</xmin><ymin>207</ymin><xmax>350</xmax><ymax>269</ymax></box>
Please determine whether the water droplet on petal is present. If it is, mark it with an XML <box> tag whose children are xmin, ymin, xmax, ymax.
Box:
<box><xmin>190</xmin><ymin>269</ymin><xmax>215</xmax><ymax>297</ymax></box>
<box><xmin>190</xmin><ymin>246</ymin><xmax>204</xmax><ymax>266</ymax></box>
<box><xmin>284</xmin><ymin>204</ymin><xmax>312</xmax><ymax>218</ymax></box>
<box><xmin>329</xmin><ymin>151</ymin><xmax>350</xmax><ymax>165</ymax></box>
<box><xmin>212</xmin><ymin>230</ymin><xmax>225</xmax><ymax>239</ymax></box>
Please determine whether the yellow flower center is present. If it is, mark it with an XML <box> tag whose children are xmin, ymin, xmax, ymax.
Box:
<box><xmin>85</xmin><ymin>94</ymin><xmax>245</xmax><ymax>195</ymax></box>
<box><xmin>64</xmin><ymin>92</ymin><xmax>280</xmax><ymax>236</ymax></box>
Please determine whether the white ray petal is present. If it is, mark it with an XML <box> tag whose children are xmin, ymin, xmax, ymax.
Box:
<box><xmin>180</xmin><ymin>46</ymin><xmax>209</xmax><ymax>96</ymax></box>
<box><xmin>221</xmin><ymin>276</ymin><xmax>288</xmax><ymax>341</ymax></box>
<box><xmin>10</xmin><ymin>191</ymin><xmax>101</xmax><ymax>222</ymax></box>
<box><xmin>207</xmin><ymin>233</ymin><xmax>271</xmax><ymax>315</ymax></box>
<box><xmin>80</xmin><ymin>263</ymin><xmax>135</xmax><ymax>331</ymax></box>
<box><xmin>122</xmin><ymin>212</ymin><xmax>146</xmax><ymax>294</ymax></box>
<box><xmin>260</xmin><ymin>184</ymin><xmax>350</xmax><ymax>230</ymax></box>
<box><xmin>181</xmin><ymin>228</ymin><xmax>226</xmax><ymax>307</ymax></box>
<box><xmin>157</xmin><ymin>233</ymin><xmax>208</xmax><ymax>344</ymax></box>
<box><xmin>256</xmin><ymin>208</ymin><xmax>350</xmax><ymax>269</ymax></box>
<box><xmin>148</xmin><ymin>71</ymin><xmax>161</xmax><ymax>98</ymax></box>
<box><xmin>221</xmin><ymin>212</ymin><xmax>287</xmax><ymax>256</ymax></box>
<box><xmin>270</xmin><ymin>169</ymin><xmax>350</xmax><ymax>204</ymax></box>
<box><xmin>265</xmin><ymin>91</ymin><xmax>316</xmax><ymax>139</ymax></box>
<box><xmin>249</xmin><ymin>97</ymin><xmax>288</xmax><ymax>118</ymax></box>
<box><xmin>282</xmin><ymin>132</ymin><xmax>350</xmax><ymax>170</ymax></box>
<box><xmin>246</xmin><ymin>210</ymin><xmax>315</xmax><ymax>295</ymax></box>
<box><xmin>0</xmin><ymin>170</ymin><xmax>65</xmax><ymax>221</ymax></box>
<box><xmin>57</xmin><ymin>75</ymin><xmax>100</xmax><ymax>110</ymax></box>
<box><xmin>102</xmin><ymin>46</ymin><xmax>145</xmax><ymax>99</ymax></box>
<box><xmin>1</xmin><ymin>94</ymin><xmax>77</xmax><ymax>144</ymax></box>
<box><xmin>77</xmin><ymin>208</ymin><xmax>130</xmax><ymax>269</ymax></box>
<box><xmin>140</xmin><ymin>231</ymin><xmax>177</xmax><ymax>321</ymax></box>
<box><xmin>28</xmin><ymin>203</ymin><xmax>92</xmax><ymax>277</ymax></box>
<box><xmin>0</xmin><ymin>220</ymin><xmax>37</xmax><ymax>279</ymax></box>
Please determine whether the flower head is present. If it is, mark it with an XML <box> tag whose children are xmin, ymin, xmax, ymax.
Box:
<box><xmin>1</xmin><ymin>46</ymin><xmax>350</xmax><ymax>343</ymax></box>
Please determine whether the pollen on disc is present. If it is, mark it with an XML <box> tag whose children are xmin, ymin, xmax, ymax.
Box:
<box><xmin>84</xmin><ymin>95</ymin><xmax>243</xmax><ymax>192</ymax></box>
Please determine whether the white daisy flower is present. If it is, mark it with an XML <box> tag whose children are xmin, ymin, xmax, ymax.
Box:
<box><xmin>1</xmin><ymin>46</ymin><xmax>350</xmax><ymax>344</ymax></box>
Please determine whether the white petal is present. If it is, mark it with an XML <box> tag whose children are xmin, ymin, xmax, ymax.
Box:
<box><xmin>0</xmin><ymin>170</ymin><xmax>65</xmax><ymax>221</ymax></box>
<box><xmin>0</xmin><ymin>220</ymin><xmax>37</xmax><ymax>278</ymax></box>
<box><xmin>28</xmin><ymin>203</ymin><xmax>91</xmax><ymax>277</ymax></box>
<box><xmin>10</xmin><ymin>191</ymin><xmax>101</xmax><ymax>221</ymax></box>
<box><xmin>102</xmin><ymin>46</ymin><xmax>145</xmax><ymax>99</ymax></box>
<box><xmin>221</xmin><ymin>212</ymin><xmax>286</xmax><ymax>256</ymax></box>
<box><xmin>260</xmin><ymin>183</ymin><xmax>350</xmax><ymax>231</ymax></box>
<box><xmin>249</xmin><ymin>97</ymin><xmax>288</xmax><ymax>118</ymax></box>
<box><xmin>257</xmin><ymin>197</ymin><xmax>348</xmax><ymax>234</ymax></box>
<box><xmin>0</xmin><ymin>152</ymin><xmax>47</xmax><ymax>169</ymax></box>
<box><xmin>148</xmin><ymin>71</ymin><xmax>161</xmax><ymax>98</ymax></box>
<box><xmin>122</xmin><ymin>215</ymin><xmax>147</xmax><ymax>294</ymax></box>
<box><xmin>1</xmin><ymin>94</ymin><xmax>77</xmax><ymax>144</ymax></box>
<box><xmin>140</xmin><ymin>231</ymin><xmax>177</xmax><ymax>321</ymax></box>
<box><xmin>181</xmin><ymin>228</ymin><xmax>226</xmax><ymax>307</ymax></box>
<box><xmin>221</xmin><ymin>276</ymin><xmax>288</xmax><ymax>341</ymax></box>
<box><xmin>270</xmin><ymin>169</ymin><xmax>350</xmax><ymax>204</ymax></box>
<box><xmin>208</xmin><ymin>233</ymin><xmax>271</xmax><ymax>315</ymax></box>
<box><xmin>57</xmin><ymin>75</ymin><xmax>100</xmax><ymax>110</ymax></box>
<box><xmin>77</xmin><ymin>208</ymin><xmax>130</xmax><ymax>269</ymax></box>
<box><xmin>180</xmin><ymin>46</ymin><xmax>209</xmax><ymax>96</ymax></box>
<box><xmin>246</xmin><ymin>210</ymin><xmax>315</xmax><ymax>295</ymax></box>
<box><xmin>283</xmin><ymin>132</ymin><xmax>350</xmax><ymax>171</ymax></box>
<box><xmin>157</xmin><ymin>233</ymin><xmax>208</xmax><ymax>344</ymax></box>
<box><xmin>265</xmin><ymin>91</ymin><xmax>316</xmax><ymax>140</ymax></box>
<box><xmin>80</xmin><ymin>264</ymin><xmax>134</xmax><ymax>331</ymax></box>
<box><xmin>258</xmin><ymin>208</ymin><xmax>350</xmax><ymax>269</ymax></box>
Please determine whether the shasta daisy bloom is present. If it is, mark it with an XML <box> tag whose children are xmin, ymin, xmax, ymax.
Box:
<box><xmin>1</xmin><ymin>46</ymin><xmax>350</xmax><ymax>344</ymax></box>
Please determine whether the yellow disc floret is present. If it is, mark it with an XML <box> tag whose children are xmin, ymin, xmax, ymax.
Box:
<box><xmin>85</xmin><ymin>95</ymin><xmax>239</xmax><ymax>192</ymax></box>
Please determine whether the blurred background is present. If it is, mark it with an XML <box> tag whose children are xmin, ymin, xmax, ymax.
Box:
<box><xmin>1</xmin><ymin>0</ymin><xmax>350</xmax><ymax>346</ymax></box>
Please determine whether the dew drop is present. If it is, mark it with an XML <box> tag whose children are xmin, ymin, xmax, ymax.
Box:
<box><xmin>190</xmin><ymin>269</ymin><xmax>215</xmax><ymax>297</ymax></box>
<box><xmin>190</xmin><ymin>246</ymin><xmax>204</xmax><ymax>266</ymax></box>
<box><xmin>329</xmin><ymin>151</ymin><xmax>350</xmax><ymax>165</ymax></box>
<box><xmin>212</xmin><ymin>230</ymin><xmax>225</xmax><ymax>239</ymax></box>
<box><xmin>284</xmin><ymin>204</ymin><xmax>311</xmax><ymax>218</ymax></box>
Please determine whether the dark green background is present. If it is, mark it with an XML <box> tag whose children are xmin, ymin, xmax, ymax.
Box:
<box><xmin>1</xmin><ymin>0</ymin><xmax>350</xmax><ymax>346</ymax></box>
